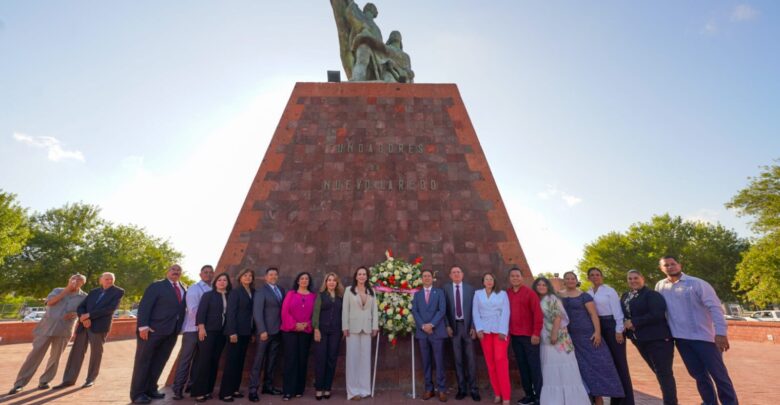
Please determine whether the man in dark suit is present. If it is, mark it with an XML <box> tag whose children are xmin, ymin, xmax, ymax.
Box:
<box><xmin>129</xmin><ymin>264</ymin><xmax>187</xmax><ymax>404</ymax></box>
<box><xmin>412</xmin><ymin>269</ymin><xmax>448</xmax><ymax>402</ymax></box>
<box><xmin>53</xmin><ymin>272</ymin><xmax>124</xmax><ymax>389</ymax></box>
<box><xmin>248</xmin><ymin>267</ymin><xmax>285</xmax><ymax>402</ymax></box>
<box><xmin>443</xmin><ymin>266</ymin><xmax>480</xmax><ymax>401</ymax></box>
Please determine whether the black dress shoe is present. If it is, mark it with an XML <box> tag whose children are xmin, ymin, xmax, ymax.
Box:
<box><xmin>195</xmin><ymin>396</ymin><xmax>208</xmax><ymax>403</ymax></box>
<box><xmin>262</xmin><ymin>387</ymin><xmax>283</xmax><ymax>395</ymax></box>
<box><xmin>220</xmin><ymin>396</ymin><xmax>234</xmax><ymax>402</ymax></box>
<box><xmin>38</xmin><ymin>383</ymin><xmax>50</xmax><ymax>390</ymax></box>
<box><xmin>282</xmin><ymin>394</ymin><xmax>292</xmax><ymax>401</ymax></box>
<box><xmin>172</xmin><ymin>391</ymin><xmax>184</xmax><ymax>400</ymax></box>
<box><xmin>147</xmin><ymin>390</ymin><xmax>165</xmax><ymax>399</ymax></box>
<box><xmin>232</xmin><ymin>391</ymin><xmax>244</xmax><ymax>398</ymax></box>
<box><xmin>52</xmin><ymin>382</ymin><xmax>75</xmax><ymax>390</ymax></box>
<box><xmin>249</xmin><ymin>392</ymin><xmax>260</xmax><ymax>402</ymax></box>
<box><xmin>323</xmin><ymin>391</ymin><xmax>331</xmax><ymax>399</ymax></box>
<box><xmin>471</xmin><ymin>392</ymin><xmax>481</xmax><ymax>401</ymax></box>
<box><xmin>206</xmin><ymin>393</ymin><xmax>213</xmax><ymax>399</ymax></box>
<box><xmin>82</xmin><ymin>381</ymin><xmax>94</xmax><ymax>388</ymax></box>
<box><xmin>133</xmin><ymin>395</ymin><xmax>152</xmax><ymax>404</ymax></box>
<box><xmin>7</xmin><ymin>386</ymin><xmax>22</xmax><ymax>395</ymax></box>
<box><xmin>456</xmin><ymin>391</ymin><xmax>467</xmax><ymax>400</ymax></box>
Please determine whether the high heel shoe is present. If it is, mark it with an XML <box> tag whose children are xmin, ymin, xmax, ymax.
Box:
<box><xmin>323</xmin><ymin>391</ymin><xmax>331</xmax><ymax>399</ymax></box>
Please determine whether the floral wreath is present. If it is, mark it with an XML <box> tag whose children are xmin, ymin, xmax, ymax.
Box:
<box><xmin>369</xmin><ymin>249</ymin><xmax>423</xmax><ymax>346</ymax></box>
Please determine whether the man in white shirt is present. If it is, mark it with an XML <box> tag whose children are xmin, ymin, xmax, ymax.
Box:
<box><xmin>171</xmin><ymin>265</ymin><xmax>214</xmax><ymax>400</ymax></box>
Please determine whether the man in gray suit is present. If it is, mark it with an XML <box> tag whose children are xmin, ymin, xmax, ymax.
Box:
<box><xmin>248</xmin><ymin>267</ymin><xmax>285</xmax><ymax>402</ymax></box>
<box><xmin>443</xmin><ymin>266</ymin><xmax>480</xmax><ymax>401</ymax></box>
<box><xmin>8</xmin><ymin>274</ymin><xmax>87</xmax><ymax>395</ymax></box>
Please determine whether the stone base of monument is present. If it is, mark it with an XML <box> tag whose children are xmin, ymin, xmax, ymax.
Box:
<box><xmin>218</xmin><ymin>82</ymin><xmax>532</xmax><ymax>285</ymax></box>
<box><xmin>167</xmin><ymin>81</ymin><xmax>535</xmax><ymax>393</ymax></box>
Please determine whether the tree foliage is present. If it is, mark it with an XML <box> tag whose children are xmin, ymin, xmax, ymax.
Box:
<box><xmin>0</xmin><ymin>190</ymin><xmax>30</xmax><ymax>265</ymax></box>
<box><xmin>577</xmin><ymin>214</ymin><xmax>748</xmax><ymax>300</ymax></box>
<box><xmin>727</xmin><ymin>162</ymin><xmax>780</xmax><ymax>306</ymax></box>
<box><xmin>727</xmin><ymin>163</ymin><xmax>780</xmax><ymax>234</ymax></box>
<box><xmin>0</xmin><ymin>202</ymin><xmax>182</xmax><ymax>299</ymax></box>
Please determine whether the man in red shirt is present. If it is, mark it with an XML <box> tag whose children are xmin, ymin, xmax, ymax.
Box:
<box><xmin>507</xmin><ymin>268</ymin><xmax>543</xmax><ymax>405</ymax></box>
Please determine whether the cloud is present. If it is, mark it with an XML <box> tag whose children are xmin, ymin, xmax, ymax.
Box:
<box><xmin>537</xmin><ymin>185</ymin><xmax>582</xmax><ymax>207</ymax></box>
<box><xmin>731</xmin><ymin>4</ymin><xmax>758</xmax><ymax>21</ymax></box>
<box><xmin>685</xmin><ymin>208</ymin><xmax>720</xmax><ymax>224</ymax></box>
<box><xmin>701</xmin><ymin>20</ymin><xmax>718</xmax><ymax>35</ymax></box>
<box><xmin>13</xmin><ymin>132</ymin><xmax>85</xmax><ymax>162</ymax></box>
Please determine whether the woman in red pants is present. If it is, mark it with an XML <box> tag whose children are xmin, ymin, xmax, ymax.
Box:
<box><xmin>472</xmin><ymin>273</ymin><xmax>511</xmax><ymax>405</ymax></box>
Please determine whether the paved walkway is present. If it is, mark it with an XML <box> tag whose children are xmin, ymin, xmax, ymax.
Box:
<box><xmin>0</xmin><ymin>339</ymin><xmax>776</xmax><ymax>404</ymax></box>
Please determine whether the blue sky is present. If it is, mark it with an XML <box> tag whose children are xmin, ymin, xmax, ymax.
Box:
<box><xmin>1</xmin><ymin>1</ymin><xmax>777</xmax><ymax>277</ymax></box>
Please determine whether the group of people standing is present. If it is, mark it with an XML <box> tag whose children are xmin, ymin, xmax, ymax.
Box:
<box><xmin>8</xmin><ymin>255</ymin><xmax>739</xmax><ymax>405</ymax></box>
<box><xmin>128</xmin><ymin>264</ymin><xmax>381</xmax><ymax>404</ymax></box>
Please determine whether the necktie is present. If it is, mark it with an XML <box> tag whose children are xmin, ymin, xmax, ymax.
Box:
<box><xmin>455</xmin><ymin>285</ymin><xmax>463</xmax><ymax>318</ymax></box>
<box><xmin>173</xmin><ymin>282</ymin><xmax>182</xmax><ymax>304</ymax></box>
<box><xmin>425</xmin><ymin>288</ymin><xmax>430</xmax><ymax>304</ymax></box>
<box><xmin>272</xmin><ymin>285</ymin><xmax>282</xmax><ymax>302</ymax></box>
<box><xmin>96</xmin><ymin>291</ymin><xmax>106</xmax><ymax>304</ymax></box>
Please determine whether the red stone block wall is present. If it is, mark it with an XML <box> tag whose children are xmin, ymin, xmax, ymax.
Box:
<box><xmin>726</xmin><ymin>321</ymin><xmax>780</xmax><ymax>344</ymax></box>
<box><xmin>0</xmin><ymin>319</ymin><xmax>138</xmax><ymax>345</ymax></box>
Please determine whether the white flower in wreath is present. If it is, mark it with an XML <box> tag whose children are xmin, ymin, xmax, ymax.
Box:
<box><xmin>394</xmin><ymin>314</ymin><xmax>402</xmax><ymax>320</ymax></box>
<box><xmin>386</xmin><ymin>307</ymin><xmax>394</xmax><ymax>315</ymax></box>
<box><xmin>386</xmin><ymin>319</ymin><xmax>394</xmax><ymax>327</ymax></box>
<box><xmin>407</xmin><ymin>314</ymin><xmax>414</xmax><ymax>322</ymax></box>
<box><xmin>379</xmin><ymin>302</ymin><xmax>387</xmax><ymax>310</ymax></box>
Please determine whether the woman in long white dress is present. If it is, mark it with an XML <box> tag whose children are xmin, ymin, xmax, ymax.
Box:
<box><xmin>531</xmin><ymin>277</ymin><xmax>590</xmax><ymax>405</ymax></box>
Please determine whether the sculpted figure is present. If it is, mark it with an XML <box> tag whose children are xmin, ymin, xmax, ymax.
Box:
<box><xmin>330</xmin><ymin>0</ymin><xmax>414</xmax><ymax>82</ymax></box>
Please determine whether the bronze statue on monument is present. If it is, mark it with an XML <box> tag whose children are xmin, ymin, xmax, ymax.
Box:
<box><xmin>330</xmin><ymin>0</ymin><xmax>414</xmax><ymax>83</ymax></box>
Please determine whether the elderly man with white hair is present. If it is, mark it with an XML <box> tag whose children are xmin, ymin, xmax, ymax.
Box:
<box><xmin>54</xmin><ymin>271</ymin><xmax>125</xmax><ymax>389</ymax></box>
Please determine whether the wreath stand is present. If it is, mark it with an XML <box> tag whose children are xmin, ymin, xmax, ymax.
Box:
<box><xmin>371</xmin><ymin>331</ymin><xmax>417</xmax><ymax>399</ymax></box>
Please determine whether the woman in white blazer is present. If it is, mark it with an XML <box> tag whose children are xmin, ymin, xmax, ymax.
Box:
<box><xmin>341</xmin><ymin>266</ymin><xmax>379</xmax><ymax>400</ymax></box>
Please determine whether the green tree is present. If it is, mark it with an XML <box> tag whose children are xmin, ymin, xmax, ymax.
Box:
<box><xmin>727</xmin><ymin>162</ymin><xmax>780</xmax><ymax>306</ymax></box>
<box><xmin>727</xmin><ymin>163</ymin><xmax>780</xmax><ymax>233</ymax></box>
<box><xmin>0</xmin><ymin>190</ymin><xmax>30</xmax><ymax>265</ymax></box>
<box><xmin>0</xmin><ymin>203</ymin><xmax>182</xmax><ymax>299</ymax></box>
<box><xmin>577</xmin><ymin>214</ymin><xmax>748</xmax><ymax>300</ymax></box>
<box><xmin>82</xmin><ymin>223</ymin><xmax>183</xmax><ymax>299</ymax></box>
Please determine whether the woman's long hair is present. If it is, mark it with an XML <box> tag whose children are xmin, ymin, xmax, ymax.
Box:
<box><xmin>349</xmin><ymin>266</ymin><xmax>374</xmax><ymax>296</ymax></box>
<box><xmin>291</xmin><ymin>271</ymin><xmax>313</xmax><ymax>292</ymax></box>
<box><xmin>481</xmin><ymin>272</ymin><xmax>502</xmax><ymax>293</ymax></box>
<box><xmin>211</xmin><ymin>272</ymin><xmax>233</xmax><ymax>293</ymax></box>
<box><xmin>235</xmin><ymin>268</ymin><xmax>255</xmax><ymax>291</ymax></box>
<box><xmin>531</xmin><ymin>277</ymin><xmax>554</xmax><ymax>299</ymax></box>
<box><xmin>319</xmin><ymin>272</ymin><xmax>345</xmax><ymax>297</ymax></box>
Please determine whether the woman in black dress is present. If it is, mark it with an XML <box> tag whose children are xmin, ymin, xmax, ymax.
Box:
<box><xmin>621</xmin><ymin>269</ymin><xmax>678</xmax><ymax>405</ymax></box>
<box><xmin>312</xmin><ymin>272</ymin><xmax>345</xmax><ymax>400</ymax></box>
<box><xmin>219</xmin><ymin>268</ymin><xmax>255</xmax><ymax>402</ymax></box>
<box><xmin>191</xmin><ymin>273</ymin><xmax>232</xmax><ymax>402</ymax></box>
